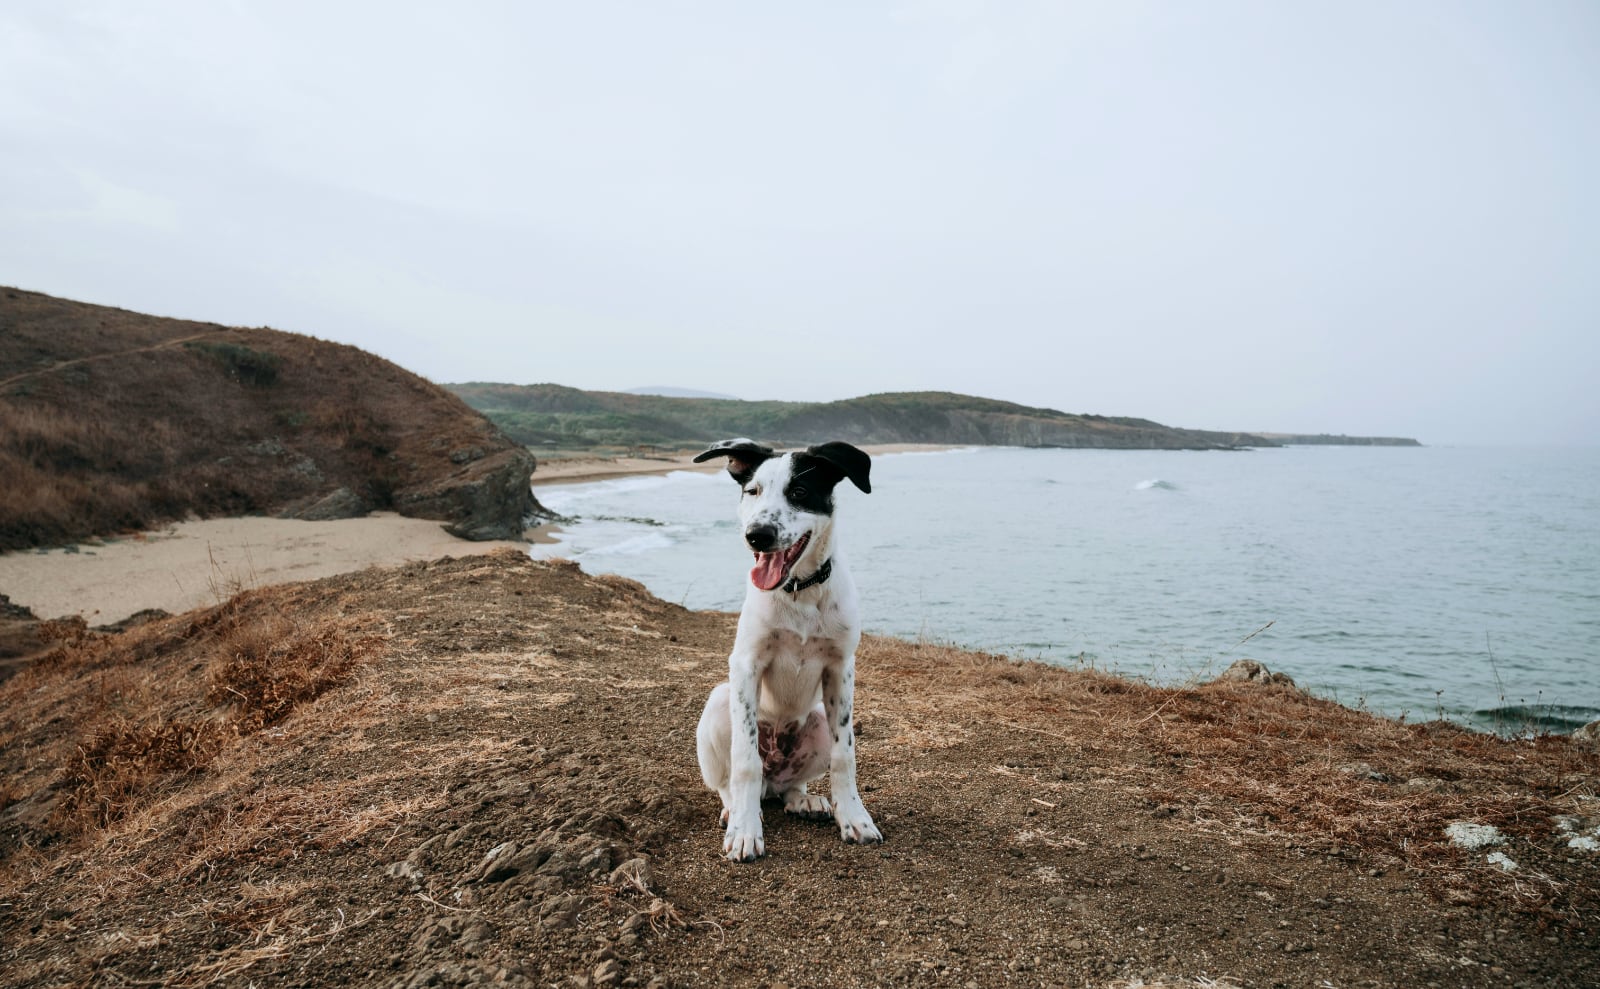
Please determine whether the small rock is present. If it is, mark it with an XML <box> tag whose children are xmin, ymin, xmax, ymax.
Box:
<box><xmin>1214</xmin><ymin>659</ymin><xmax>1296</xmax><ymax>688</ymax></box>
<box><xmin>1444</xmin><ymin>822</ymin><xmax>1505</xmax><ymax>850</ymax></box>
<box><xmin>1572</xmin><ymin>719</ymin><xmax>1600</xmax><ymax>746</ymax></box>
<box><xmin>609</xmin><ymin>857</ymin><xmax>653</xmax><ymax>891</ymax></box>
<box><xmin>593</xmin><ymin>959</ymin><xmax>621</xmax><ymax>986</ymax></box>
<box><xmin>385</xmin><ymin>860</ymin><xmax>424</xmax><ymax>882</ymax></box>
<box><xmin>1340</xmin><ymin>762</ymin><xmax>1392</xmax><ymax>783</ymax></box>
<box><xmin>283</xmin><ymin>486</ymin><xmax>371</xmax><ymax>521</ymax></box>
<box><xmin>1486</xmin><ymin>851</ymin><xmax>1519</xmax><ymax>872</ymax></box>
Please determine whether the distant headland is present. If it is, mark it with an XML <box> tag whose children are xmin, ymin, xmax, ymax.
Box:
<box><xmin>446</xmin><ymin>382</ymin><xmax>1421</xmax><ymax>453</ymax></box>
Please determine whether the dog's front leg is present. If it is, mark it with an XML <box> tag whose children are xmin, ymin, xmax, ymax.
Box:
<box><xmin>723</xmin><ymin>652</ymin><xmax>765</xmax><ymax>862</ymax></box>
<box><xmin>822</xmin><ymin>659</ymin><xmax>882</xmax><ymax>845</ymax></box>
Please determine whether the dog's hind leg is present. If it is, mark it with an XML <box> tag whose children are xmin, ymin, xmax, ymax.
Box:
<box><xmin>696</xmin><ymin>683</ymin><xmax>734</xmax><ymax>825</ymax></box>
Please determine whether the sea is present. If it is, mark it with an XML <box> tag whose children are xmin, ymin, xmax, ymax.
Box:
<box><xmin>529</xmin><ymin>445</ymin><xmax>1600</xmax><ymax>735</ymax></box>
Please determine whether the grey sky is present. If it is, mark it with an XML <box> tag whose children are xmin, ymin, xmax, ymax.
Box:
<box><xmin>3</xmin><ymin>2</ymin><xmax>1596</xmax><ymax>445</ymax></box>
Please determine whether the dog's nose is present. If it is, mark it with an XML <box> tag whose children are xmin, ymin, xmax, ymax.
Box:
<box><xmin>745</xmin><ymin>525</ymin><xmax>779</xmax><ymax>552</ymax></box>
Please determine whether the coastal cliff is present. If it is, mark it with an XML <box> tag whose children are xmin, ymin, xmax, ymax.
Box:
<box><xmin>0</xmin><ymin>289</ymin><xmax>545</xmax><ymax>550</ymax></box>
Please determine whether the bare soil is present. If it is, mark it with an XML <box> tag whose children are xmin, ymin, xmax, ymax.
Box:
<box><xmin>2</xmin><ymin>551</ymin><xmax>1596</xmax><ymax>988</ymax></box>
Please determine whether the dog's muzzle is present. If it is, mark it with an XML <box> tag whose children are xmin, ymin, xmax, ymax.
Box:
<box><xmin>748</xmin><ymin>532</ymin><xmax>810</xmax><ymax>592</ymax></box>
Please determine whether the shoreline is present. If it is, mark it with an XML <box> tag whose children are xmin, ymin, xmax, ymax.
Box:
<box><xmin>0</xmin><ymin>445</ymin><xmax>957</xmax><ymax>625</ymax></box>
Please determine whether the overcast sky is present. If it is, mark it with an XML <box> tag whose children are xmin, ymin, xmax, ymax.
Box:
<box><xmin>3</xmin><ymin>2</ymin><xmax>1596</xmax><ymax>444</ymax></box>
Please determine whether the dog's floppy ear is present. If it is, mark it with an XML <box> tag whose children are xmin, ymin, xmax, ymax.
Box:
<box><xmin>804</xmin><ymin>441</ymin><xmax>872</xmax><ymax>494</ymax></box>
<box><xmin>692</xmin><ymin>438</ymin><xmax>775</xmax><ymax>485</ymax></box>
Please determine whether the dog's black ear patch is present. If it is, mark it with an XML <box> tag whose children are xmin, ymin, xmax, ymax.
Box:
<box><xmin>804</xmin><ymin>441</ymin><xmax>872</xmax><ymax>494</ymax></box>
<box><xmin>693</xmin><ymin>438</ymin><xmax>775</xmax><ymax>485</ymax></box>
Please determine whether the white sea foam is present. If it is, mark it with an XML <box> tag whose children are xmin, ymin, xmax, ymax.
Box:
<box><xmin>579</xmin><ymin>531</ymin><xmax>676</xmax><ymax>557</ymax></box>
<box><xmin>536</xmin><ymin>469</ymin><xmax>718</xmax><ymax>514</ymax></box>
<box><xmin>1134</xmin><ymin>478</ymin><xmax>1179</xmax><ymax>491</ymax></box>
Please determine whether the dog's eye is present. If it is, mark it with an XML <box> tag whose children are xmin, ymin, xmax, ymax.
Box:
<box><xmin>791</xmin><ymin>486</ymin><xmax>808</xmax><ymax>500</ymax></box>
<box><xmin>744</xmin><ymin>486</ymin><xmax>760</xmax><ymax>497</ymax></box>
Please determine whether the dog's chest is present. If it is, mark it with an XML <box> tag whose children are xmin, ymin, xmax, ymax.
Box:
<box><xmin>754</xmin><ymin>627</ymin><xmax>843</xmax><ymax>720</ymax></box>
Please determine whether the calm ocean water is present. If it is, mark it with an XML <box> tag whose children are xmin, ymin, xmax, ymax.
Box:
<box><xmin>531</xmin><ymin>446</ymin><xmax>1600</xmax><ymax>734</ymax></box>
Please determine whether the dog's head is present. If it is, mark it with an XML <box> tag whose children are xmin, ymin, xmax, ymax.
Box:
<box><xmin>693</xmin><ymin>439</ymin><xmax>871</xmax><ymax>592</ymax></box>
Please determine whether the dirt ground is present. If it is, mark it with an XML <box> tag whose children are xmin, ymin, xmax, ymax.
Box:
<box><xmin>2</xmin><ymin>551</ymin><xmax>1596</xmax><ymax>988</ymax></box>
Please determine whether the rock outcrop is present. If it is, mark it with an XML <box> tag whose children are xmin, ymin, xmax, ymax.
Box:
<box><xmin>1214</xmin><ymin>658</ymin><xmax>1299</xmax><ymax>688</ymax></box>
<box><xmin>396</xmin><ymin>447</ymin><xmax>545</xmax><ymax>541</ymax></box>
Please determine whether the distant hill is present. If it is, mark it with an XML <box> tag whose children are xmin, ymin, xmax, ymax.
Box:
<box><xmin>0</xmin><ymin>289</ymin><xmax>542</xmax><ymax>551</ymax></box>
<box><xmin>1256</xmin><ymin>433</ymin><xmax>1422</xmax><ymax>447</ymax></box>
<box><xmin>445</xmin><ymin>383</ymin><xmax>1280</xmax><ymax>451</ymax></box>
<box><xmin>623</xmin><ymin>385</ymin><xmax>741</xmax><ymax>400</ymax></box>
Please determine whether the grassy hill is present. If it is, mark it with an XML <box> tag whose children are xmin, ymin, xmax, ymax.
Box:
<box><xmin>0</xmin><ymin>289</ymin><xmax>541</xmax><ymax>551</ymax></box>
<box><xmin>446</xmin><ymin>383</ymin><xmax>1279</xmax><ymax>451</ymax></box>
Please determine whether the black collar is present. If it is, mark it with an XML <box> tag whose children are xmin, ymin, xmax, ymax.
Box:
<box><xmin>783</xmin><ymin>557</ymin><xmax>832</xmax><ymax>594</ymax></box>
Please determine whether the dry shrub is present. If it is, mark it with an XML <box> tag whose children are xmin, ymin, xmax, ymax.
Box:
<box><xmin>205</xmin><ymin>610</ymin><xmax>379</xmax><ymax>731</ymax></box>
<box><xmin>63</xmin><ymin>719</ymin><xmax>234</xmax><ymax>827</ymax></box>
<box><xmin>0</xmin><ymin>588</ymin><xmax>384</xmax><ymax>837</ymax></box>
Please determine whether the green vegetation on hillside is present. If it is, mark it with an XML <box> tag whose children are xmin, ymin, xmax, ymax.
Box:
<box><xmin>446</xmin><ymin>383</ymin><xmax>1278</xmax><ymax>452</ymax></box>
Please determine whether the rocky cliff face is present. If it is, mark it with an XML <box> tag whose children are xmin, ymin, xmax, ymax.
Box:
<box><xmin>395</xmin><ymin>446</ymin><xmax>545</xmax><ymax>541</ymax></box>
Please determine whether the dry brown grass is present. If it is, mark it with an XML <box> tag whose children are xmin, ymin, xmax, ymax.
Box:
<box><xmin>3</xmin><ymin>554</ymin><xmax>1596</xmax><ymax>987</ymax></box>
<box><xmin>859</xmin><ymin>638</ymin><xmax>1600</xmax><ymax>898</ymax></box>
<box><xmin>1</xmin><ymin>583</ymin><xmax>383</xmax><ymax>842</ymax></box>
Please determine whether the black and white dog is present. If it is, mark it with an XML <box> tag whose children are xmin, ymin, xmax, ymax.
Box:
<box><xmin>692</xmin><ymin>438</ymin><xmax>882</xmax><ymax>861</ymax></box>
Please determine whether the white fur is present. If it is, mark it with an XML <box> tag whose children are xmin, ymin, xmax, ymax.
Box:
<box><xmin>695</xmin><ymin>449</ymin><xmax>881</xmax><ymax>861</ymax></box>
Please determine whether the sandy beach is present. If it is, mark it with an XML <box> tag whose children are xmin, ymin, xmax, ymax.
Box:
<box><xmin>0</xmin><ymin>444</ymin><xmax>955</xmax><ymax>625</ymax></box>
<box><xmin>0</xmin><ymin>513</ymin><xmax>526</xmax><ymax>624</ymax></box>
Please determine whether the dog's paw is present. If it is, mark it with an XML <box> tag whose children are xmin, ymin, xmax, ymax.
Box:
<box><xmin>723</xmin><ymin>825</ymin><xmax>765</xmax><ymax>862</ymax></box>
<box><xmin>783</xmin><ymin>792</ymin><xmax>833</xmax><ymax>821</ymax></box>
<box><xmin>837</xmin><ymin>810</ymin><xmax>883</xmax><ymax>845</ymax></box>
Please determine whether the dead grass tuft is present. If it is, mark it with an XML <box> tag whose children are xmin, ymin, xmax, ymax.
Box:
<box><xmin>63</xmin><ymin>719</ymin><xmax>234</xmax><ymax>827</ymax></box>
<box><xmin>204</xmin><ymin>609</ymin><xmax>379</xmax><ymax>731</ymax></box>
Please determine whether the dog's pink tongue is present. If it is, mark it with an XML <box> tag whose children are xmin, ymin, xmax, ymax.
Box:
<box><xmin>750</xmin><ymin>552</ymin><xmax>787</xmax><ymax>591</ymax></box>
